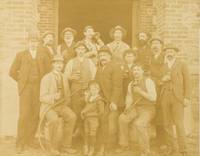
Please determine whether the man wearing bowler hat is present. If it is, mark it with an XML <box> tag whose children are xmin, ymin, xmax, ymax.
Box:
<box><xmin>95</xmin><ymin>46</ymin><xmax>123</xmax><ymax>153</ymax></box>
<box><xmin>9</xmin><ymin>30</ymin><xmax>50</xmax><ymax>154</ymax></box>
<box><xmin>57</xmin><ymin>27</ymin><xmax>77</xmax><ymax>65</ymax></box>
<box><xmin>159</xmin><ymin>43</ymin><xmax>190</xmax><ymax>156</ymax></box>
<box><xmin>107</xmin><ymin>25</ymin><xmax>130</xmax><ymax>62</ymax></box>
<box><xmin>40</xmin><ymin>54</ymin><xmax>77</xmax><ymax>155</ymax></box>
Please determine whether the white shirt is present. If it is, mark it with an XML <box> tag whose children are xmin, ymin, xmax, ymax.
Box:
<box><xmin>125</xmin><ymin>78</ymin><xmax>157</xmax><ymax>108</ymax></box>
<box><xmin>64</xmin><ymin>57</ymin><xmax>96</xmax><ymax>80</ymax></box>
<box><xmin>164</xmin><ymin>57</ymin><xmax>176</xmax><ymax>69</ymax></box>
<box><xmin>29</xmin><ymin>48</ymin><xmax>37</xmax><ymax>59</ymax></box>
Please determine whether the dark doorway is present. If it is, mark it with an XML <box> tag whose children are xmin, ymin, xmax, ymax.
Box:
<box><xmin>59</xmin><ymin>0</ymin><xmax>133</xmax><ymax>45</ymax></box>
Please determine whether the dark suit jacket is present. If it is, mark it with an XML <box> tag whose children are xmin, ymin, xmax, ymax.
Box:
<box><xmin>160</xmin><ymin>59</ymin><xmax>190</xmax><ymax>102</ymax></box>
<box><xmin>9</xmin><ymin>49</ymin><xmax>50</xmax><ymax>95</ymax></box>
<box><xmin>95</xmin><ymin>61</ymin><xmax>123</xmax><ymax>106</ymax></box>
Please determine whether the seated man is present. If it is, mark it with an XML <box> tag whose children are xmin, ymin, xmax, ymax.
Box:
<box><xmin>40</xmin><ymin>54</ymin><xmax>77</xmax><ymax>155</ymax></box>
<box><xmin>116</xmin><ymin>64</ymin><xmax>157</xmax><ymax>156</ymax></box>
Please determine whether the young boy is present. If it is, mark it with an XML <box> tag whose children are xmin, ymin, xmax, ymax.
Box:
<box><xmin>81</xmin><ymin>81</ymin><xmax>105</xmax><ymax>156</ymax></box>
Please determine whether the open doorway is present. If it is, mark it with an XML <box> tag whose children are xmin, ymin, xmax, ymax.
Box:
<box><xmin>58</xmin><ymin>0</ymin><xmax>133</xmax><ymax>45</ymax></box>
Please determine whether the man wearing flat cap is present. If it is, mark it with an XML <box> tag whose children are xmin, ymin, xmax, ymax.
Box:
<box><xmin>64</xmin><ymin>41</ymin><xmax>96</xmax><ymax>138</ymax></box>
<box><xmin>95</xmin><ymin>46</ymin><xmax>123</xmax><ymax>153</ymax></box>
<box><xmin>159</xmin><ymin>43</ymin><xmax>190</xmax><ymax>156</ymax></box>
<box><xmin>81</xmin><ymin>25</ymin><xmax>104</xmax><ymax>64</ymax></box>
<box><xmin>107</xmin><ymin>25</ymin><xmax>130</xmax><ymax>62</ymax></box>
<box><xmin>57</xmin><ymin>27</ymin><xmax>77</xmax><ymax>65</ymax></box>
<box><xmin>9</xmin><ymin>30</ymin><xmax>50</xmax><ymax>154</ymax></box>
<box><xmin>40</xmin><ymin>54</ymin><xmax>77</xmax><ymax>155</ymax></box>
<box><xmin>40</xmin><ymin>31</ymin><xmax>56</xmax><ymax>71</ymax></box>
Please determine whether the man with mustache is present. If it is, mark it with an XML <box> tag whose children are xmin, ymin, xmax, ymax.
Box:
<box><xmin>159</xmin><ymin>43</ymin><xmax>190</xmax><ymax>156</ymax></box>
<box><xmin>40</xmin><ymin>54</ymin><xmax>77</xmax><ymax>155</ymax></box>
<box><xmin>107</xmin><ymin>26</ymin><xmax>130</xmax><ymax>63</ymax></box>
<box><xmin>64</xmin><ymin>41</ymin><xmax>96</xmax><ymax>139</ymax></box>
<box><xmin>116</xmin><ymin>64</ymin><xmax>157</xmax><ymax>156</ymax></box>
<box><xmin>9</xmin><ymin>31</ymin><xmax>50</xmax><ymax>154</ymax></box>
<box><xmin>149</xmin><ymin>35</ymin><xmax>165</xmax><ymax>149</ymax></box>
<box><xmin>40</xmin><ymin>31</ymin><xmax>56</xmax><ymax>71</ymax></box>
<box><xmin>95</xmin><ymin>46</ymin><xmax>123</xmax><ymax>154</ymax></box>
<box><xmin>57</xmin><ymin>27</ymin><xmax>77</xmax><ymax>65</ymax></box>
<box><xmin>136</xmin><ymin>32</ymin><xmax>151</xmax><ymax>74</ymax></box>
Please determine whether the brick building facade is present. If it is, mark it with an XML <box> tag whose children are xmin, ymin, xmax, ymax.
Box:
<box><xmin>0</xmin><ymin>0</ymin><xmax>199</xmax><ymax>136</ymax></box>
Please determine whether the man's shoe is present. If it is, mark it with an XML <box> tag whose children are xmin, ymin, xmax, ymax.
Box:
<box><xmin>16</xmin><ymin>145</ymin><xmax>24</xmax><ymax>154</ymax></box>
<box><xmin>115</xmin><ymin>146</ymin><xmax>129</xmax><ymax>153</ymax></box>
<box><xmin>180</xmin><ymin>152</ymin><xmax>188</xmax><ymax>156</ymax></box>
<box><xmin>62</xmin><ymin>147</ymin><xmax>77</xmax><ymax>154</ymax></box>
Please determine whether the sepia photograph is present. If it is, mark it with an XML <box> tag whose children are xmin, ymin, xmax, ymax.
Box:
<box><xmin>0</xmin><ymin>0</ymin><xmax>199</xmax><ymax>156</ymax></box>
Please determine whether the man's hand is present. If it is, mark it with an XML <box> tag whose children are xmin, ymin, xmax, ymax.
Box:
<box><xmin>161</xmin><ymin>74</ymin><xmax>171</xmax><ymax>82</ymax></box>
<box><xmin>133</xmin><ymin>86</ymin><xmax>143</xmax><ymax>94</ymax></box>
<box><xmin>183</xmin><ymin>98</ymin><xmax>190</xmax><ymax>107</ymax></box>
<box><xmin>81</xmin><ymin>111</ymin><xmax>85</xmax><ymax>119</ymax></box>
<box><xmin>109</xmin><ymin>102</ymin><xmax>118</xmax><ymax>111</ymax></box>
<box><xmin>54</xmin><ymin>92</ymin><xmax>61</xmax><ymax>100</ymax></box>
<box><xmin>70</xmin><ymin>73</ymin><xmax>80</xmax><ymax>80</ymax></box>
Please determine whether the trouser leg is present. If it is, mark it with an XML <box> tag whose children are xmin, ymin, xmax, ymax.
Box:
<box><xmin>57</xmin><ymin>106</ymin><xmax>77</xmax><ymax>148</ymax></box>
<box><xmin>17</xmin><ymin>84</ymin><xmax>32</xmax><ymax>147</ymax></box>
<box><xmin>134</xmin><ymin>106</ymin><xmax>155</xmax><ymax>154</ymax></box>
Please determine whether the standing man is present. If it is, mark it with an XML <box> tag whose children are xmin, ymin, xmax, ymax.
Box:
<box><xmin>116</xmin><ymin>64</ymin><xmax>157</xmax><ymax>156</ymax></box>
<box><xmin>149</xmin><ymin>35</ymin><xmax>165</xmax><ymax>147</ymax></box>
<box><xmin>95</xmin><ymin>46</ymin><xmax>123</xmax><ymax>152</ymax></box>
<box><xmin>64</xmin><ymin>41</ymin><xmax>96</xmax><ymax>136</ymax></box>
<box><xmin>82</xmin><ymin>25</ymin><xmax>104</xmax><ymax>64</ymax></box>
<box><xmin>57</xmin><ymin>27</ymin><xmax>77</xmax><ymax>65</ymax></box>
<box><xmin>40</xmin><ymin>54</ymin><xmax>77</xmax><ymax>155</ymax></box>
<box><xmin>40</xmin><ymin>31</ymin><xmax>56</xmax><ymax>71</ymax></box>
<box><xmin>136</xmin><ymin>32</ymin><xmax>151</xmax><ymax>73</ymax></box>
<box><xmin>121</xmin><ymin>49</ymin><xmax>137</xmax><ymax>100</ymax></box>
<box><xmin>9</xmin><ymin>31</ymin><xmax>50</xmax><ymax>154</ymax></box>
<box><xmin>107</xmin><ymin>25</ymin><xmax>130</xmax><ymax>62</ymax></box>
<box><xmin>159</xmin><ymin>43</ymin><xmax>190</xmax><ymax>156</ymax></box>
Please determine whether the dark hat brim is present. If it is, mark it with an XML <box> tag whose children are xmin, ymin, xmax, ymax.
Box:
<box><xmin>41</xmin><ymin>31</ymin><xmax>55</xmax><ymax>39</ymax></box>
<box><xmin>149</xmin><ymin>38</ymin><xmax>163</xmax><ymax>44</ymax></box>
<box><xmin>163</xmin><ymin>47</ymin><xmax>179</xmax><ymax>52</ymax></box>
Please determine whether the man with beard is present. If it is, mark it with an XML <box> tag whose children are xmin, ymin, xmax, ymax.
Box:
<box><xmin>95</xmin><ymin>46</ymin><xmax>123</xmax><ymax>154</ymax></box>
<box><xmin>159</xmin><ymin>43</ymin><xmax>190</xmax><ymax>156</ymax></box>
<box><xmin>107</xmin><ymin>25</ymin><xmax>130</xmax><ymax>63</ymax></box>
<box><xmin>136</xmin><ymin>32</ymin><xmax>151</xmax><ymax>73</ymax></box>
<box><xmin>40</xmin><ymin>54</ymin><xmax>77</xmax><ymax>155</ymax></box>
<box><xmin>82</xmin><ymin>26</ymin><xmax>104</xmax><ymax>64</ymax></box>
<box><xmin>40</xmin><ymin>31</ymin><xmax>56</xmax><ymax>71</ymax></box>
<box><xmin>64</xmin><ymin>41</ymin><xmax>96</xmax><ymax>138</ymax></box>
<box><xmin>57</xmin><ymin>27</ymin><xmax>77</xmax><ymax>65</ymax></box>
<box><xmin>9</xmin><ymin>31</ymin><xmax>50</xmax><ymax>154</ymax></box>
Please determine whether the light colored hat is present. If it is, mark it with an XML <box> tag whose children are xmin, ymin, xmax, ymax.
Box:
<box><xmin>109</xmin><ymin>25</ymin><xmax>127</xmax><ymax>39</ymax></box>
<box><xmin>98</xmin><ymin>46</ymin><xmax>112</xmax><ymax>56</ymax></box>
<box><xmin>149</xmin><ymin>35</ymin><xmax>163</xmax><ymax>44</ymax></box>
<box><xmin>41</xmin><ymin>31</ymin><xmax>55</xmax><ymax>39</ymax></box>
<box><xmin>60</xmin><ymin>27</ymin><xmax>77</xmax><ymax>39</ymax></box>
<box><xmin>51</xmin><ymin>54</ymin><xmax>64</xmax><ymax>62</ymax></box>
<box><xmin>163</xmin><ymin>43</ymin><xmax>179</xmax><ymax>52</ymax></box>
<box><xmin>74</xmin><ymin>41</ymin><xmax>89</xmax><ymax>51</ymax></box>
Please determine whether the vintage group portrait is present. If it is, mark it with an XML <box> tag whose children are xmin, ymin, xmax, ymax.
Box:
<box><xmin>0</xmin><ymin>0</ymin><xmax>199</xmax><ymax>156</ymax></box>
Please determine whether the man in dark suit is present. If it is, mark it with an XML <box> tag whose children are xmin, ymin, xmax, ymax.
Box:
<box><xmin>159</xmin><ymin>43</ymin><xmax>190</xmax><ymax>156</ymax></box>
<box><xmin>95</xmin><ymin>46</ymin><xmax>123</xmax><ymax>154</ymax></box>
<box><xmin>40</xmin><ymin>31</ymin><xmax>56</xmax><ymax>71</ymax></box>
<box><xmin>9</xmin><ymin>31</ymin><xmax>50</xmax><ymax>154</ymax></box>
